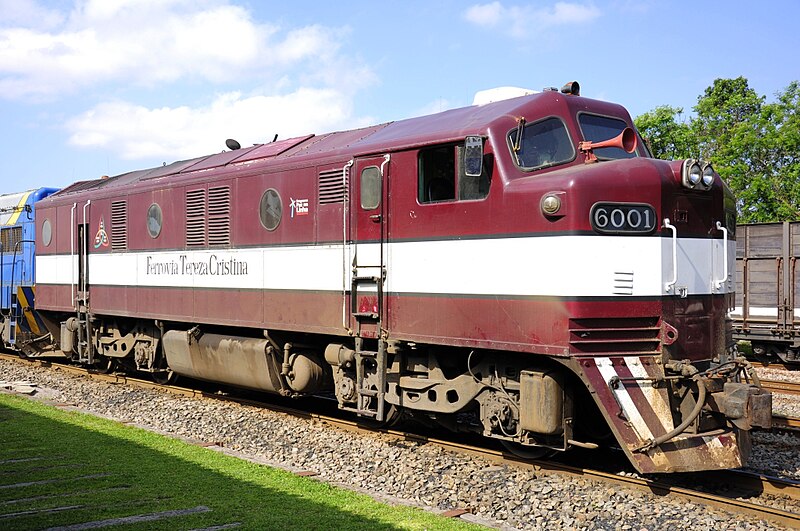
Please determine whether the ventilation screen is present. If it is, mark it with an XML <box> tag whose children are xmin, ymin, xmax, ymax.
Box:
<box><xmin>318</xmin><ymin>168</ymin><xmax>347</xmax><ymax>204</ymax></box>
<box><xmin>0</xmin><ymin>227</ymin><xmax>21</xmax><ymax>253</ymax></box>
<box><xmin>186</xmin><ymin>189</ymin><xmax>207</xmax><ymax>246</ymax></box>
<box><xmin>110</xmin><ymin>200</ymin><xmax>128</xmax><ymax>251</ymax></box>
<box><xmin>208</xmin><ymin>186</ymin><xmax>231</xmax><ymax>246</ymax></box>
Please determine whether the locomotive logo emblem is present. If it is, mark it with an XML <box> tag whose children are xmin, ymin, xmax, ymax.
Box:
<box><xmin>290</xmin><ymin>198</ymin><xmax>309</xmax><ymax>218</ymax></box>
<box><xmin>94</xmin><ymin>217</ymin><xmax>109</xmax><ymax>248</ymax></box>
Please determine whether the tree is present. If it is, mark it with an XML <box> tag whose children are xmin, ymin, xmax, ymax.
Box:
<box><xmin>635</xmin><ymin>78</ymin><xmax>800</xmax><ymax>222</ymax></box>
<box><xmin>634</xmin><ymin>105</ymin><xmax>694</xmax><ymax>160</ymax></box>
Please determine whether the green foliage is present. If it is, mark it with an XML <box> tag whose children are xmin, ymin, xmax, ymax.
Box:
<box><xmin>634</xmin><ymin>105</ymin><xmax>694</xmax><ymax>160</ymax></box>
<box><xmin>635</xmin><ymin>77</ymin><xmax>800</xmax><ymax>223</ymax></box>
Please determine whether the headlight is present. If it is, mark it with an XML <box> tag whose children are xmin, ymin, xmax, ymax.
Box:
<box><xmin>702</xmin><ymin>163</ymin><xmax>715</xmax><ymax>187</ymax></box>
<box><xmin>682</xmin><ymin>159</ymin><xmax>714</xmax><ymax>191</ymax></box>
<box><xmin>688</xmin><ymin>162</ymin><xmax>702</xmax><ymax>186</ymax></box>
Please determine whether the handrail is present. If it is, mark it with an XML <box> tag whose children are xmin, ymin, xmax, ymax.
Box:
<box><xmin>81</xmin><ymin>200</ymin><xmax>91</xmax><ymax>302</ymax></box>
<box><xmin>663</xmin><ymin>218</ymin><xmax>677</xmax><ymax>293</ymax></box>
<box><xmin>714</xmin><ymin>221</ymin><xmax>729</xmax><ymax>291</ymax></box>
<box><xmin>0</xmin><ymin>242</ymin><xmax>4</xmax><ymax>318</ymax></box>
<box><xmin>342</xmin><ymin>159</ymin><xmax>354</xmax><ymax>331</ymax></box>
<box><xmin>70</xmin><ymin>202</ymin><xmax>76</xmax><ymax>308</ymax></box>
<box><xmin>380</xmin><ymin>153</ymin><xmax>390</xmax><ymax>177</ymax></box>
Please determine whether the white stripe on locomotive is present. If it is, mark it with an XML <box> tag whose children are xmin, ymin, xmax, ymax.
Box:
<box><xmin>36</xmin><ymin>233</ymin><xmax>733</xmax><ymax>297</ymax></box>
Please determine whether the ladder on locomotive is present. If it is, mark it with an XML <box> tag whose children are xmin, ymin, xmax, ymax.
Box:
<box><xmin>75</xmin><ymin>300</ymin><xmax>94</xmax><ymax>364</ymax></box>
<box><xmin>8</xmin><ymin>290</ymin><xmax>17</xmax><ymax>346</ymax></box>
<box><xmin>6</xmin><ymin>238</ymin><xmax>32</xmax><ymax>347</ymax></box>
<box><xmin>75</xmin><ymin>222</ymin><xmax>94</xmax><ymax>365</ymax></box>
<box><xmin>348</xmin><ymin>265</ymin><xmax>389</xmax><ymax>422</ymax></box>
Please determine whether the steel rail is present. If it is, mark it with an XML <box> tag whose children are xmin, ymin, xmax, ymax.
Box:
<box><xmin>760</xmin><ymin>379</ymin><xmax>800</xmax><ymax>397</ymax></box>
<box><xmin>1</xmin><ymin>352</ymin><xmax>799</xmax><ymax>528</ymax></box>
<box><xmin>755</xmin><ymin>362</ymin><xmax>799</xmax><ymax>371</ymax></box>
<box><xmin>771</xmin><ymin>414</ymin><xmax>800</xmax><ymax>431</ymax></box>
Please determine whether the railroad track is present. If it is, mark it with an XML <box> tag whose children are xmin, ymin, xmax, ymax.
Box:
<box><xmin>760</xmin><ymin>378</ymin><xmax>800</xmax><ymax>397</ymax></box>
<box><xmin>1</xmin><ymin>352</ymin><xmax>799</xmax><ymax>528</ymax></box>
<box><xmin>755</xmin><ymin>362</ymin><xmax>798</xmax><ymax>371</ymax></box>
<box><xmin>772</xmin><ymin>414</ymin><xmax>800</xmax><ymax>431</ymax></box>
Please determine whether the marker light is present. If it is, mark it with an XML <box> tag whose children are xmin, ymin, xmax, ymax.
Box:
<box><xmin>542</xmin><ymin>194</ymin><xmax>562</xmax><ymax>215</ymax></box>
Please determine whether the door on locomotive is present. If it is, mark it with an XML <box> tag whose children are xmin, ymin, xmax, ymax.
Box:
<box><xmin>344</xmin><ymin>154</ymin><xmax>391</xmax><ymax>421</ymax></box>
<box><xmin>350</xmin><ymin>155</ymin><xmax>390</xmax><ymax>336</ymax></box>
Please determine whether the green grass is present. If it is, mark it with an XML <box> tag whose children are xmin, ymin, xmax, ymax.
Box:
<box><xmin>0</xmin><ymin>393</ymin><xmax>481</xmax><ymax>530</ymax></box>
<box><xmin>737</xmin><ymin>340</ymin><xmax>754</xmax><ymax>356</ymax></box>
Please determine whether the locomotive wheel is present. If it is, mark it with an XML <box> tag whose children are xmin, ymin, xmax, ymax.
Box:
<box><xmin>751</xmin><ymin>343</ymin><xmax>771</xmax><ymax>363</ymax></box>
<box><xmin>501</xmin><ymin>440</ymin><xmax>558</xmax><ymax>460</ymax></box>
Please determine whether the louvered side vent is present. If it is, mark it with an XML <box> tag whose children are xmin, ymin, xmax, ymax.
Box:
<box><xmin>186</xmin><ymin>189</ymin><xmax>207</xmax><ymax>247</ymax></box>
<box><xmin>110</xmin><ymin>200</ymin><xmax>127</xmax><ymax>251</ymax></box>
<box><xmin>1</xmin><ymin>227</ymin><xmax>21</xmax><ymax>252</ymax></box>
<box><xmin>569</xmin><ymin>317</ymin><xmax>662</xmax><ymax>355</ymax></box>
<box><xmin>319</xmin><ymin>168</ymin><xmax>347</xmax><ymax>204</ymax></box>
<box><xmin>208</xmin><ymin>186</ymin><xmax>231</xmax><ymax>246</ymax></box>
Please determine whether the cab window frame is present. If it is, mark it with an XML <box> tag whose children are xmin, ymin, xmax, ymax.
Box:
<box><xmin>417</xmin><ymin>142</ymin><xmax>491</xmax><ymax>205</ymax></box>
<box><xmin>506</xmin><ymin>115</ymin><xmax>576</xmax><ymax>172</ymax></box>
<box><xmin>359</xmin><ymin>165</ymin><xmax>382</xmax><ymax>211</ymax></box>
<box><xmin>576</xmin><ymin>111</ymin><xmax>641</xmax><ymax>161</ymax></box>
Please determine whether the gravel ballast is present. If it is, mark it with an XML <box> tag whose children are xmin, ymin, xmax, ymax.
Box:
<box><xmin>1</xmin><ymin>358</ymin><xmax>797</xmax><ymax>531</ymax></box>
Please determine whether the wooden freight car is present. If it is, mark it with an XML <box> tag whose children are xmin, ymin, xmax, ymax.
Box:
<box><xmin>733</xmin><ymin>221</ymin><xmax>800</xmax><ymax>366</ymax></box>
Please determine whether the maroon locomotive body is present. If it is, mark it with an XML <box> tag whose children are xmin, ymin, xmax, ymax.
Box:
<box><xmin>31</xmin><ymin>84</ymin><xmax>770</xmax><ymax>473</ymax></box>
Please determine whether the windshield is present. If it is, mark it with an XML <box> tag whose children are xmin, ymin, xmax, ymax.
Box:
<box><xmin>508</xmin><ymin>117</ymin><xmax>574</xmax><ymax>170</ymax></box>
<box><xmin>578</xmin><ymin>113</ymin><xmax>637</xmax><ymax>160</ymax></box>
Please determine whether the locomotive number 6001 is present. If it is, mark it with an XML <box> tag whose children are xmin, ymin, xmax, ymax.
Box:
<box><xmin>590</xmin><ymin>202</ymin><xmax>656</xmax><ymax>234</ymax></box>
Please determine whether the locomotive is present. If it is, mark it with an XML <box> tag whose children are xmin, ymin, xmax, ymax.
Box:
<box><xmin>0</xmin><ymin>188</ymin><xmax>59</xmax><ymax>349</ymax></box>
<box><xmin>24</xmin><ymin>82</ymin><xmax>770</xmax><ymax>474</ymax></box>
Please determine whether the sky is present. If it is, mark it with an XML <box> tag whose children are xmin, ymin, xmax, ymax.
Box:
<box><xmin>0</xmin><ymin>0</ymin><xmax>797</xmax><ymax>192</ymax></box>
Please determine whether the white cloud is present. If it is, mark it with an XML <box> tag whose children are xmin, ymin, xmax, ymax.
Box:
<box><xmin>0</xmin><ymin>0</ymin><xmax>358</xmax><ymax>99</ymax></box>
<box><xmin>2</xmin><ymin>1</ymin><xmax>378</xmax><ymax>161</ymax></box>
<box><xmin>463</xmin><ymin>1</ymin><xmax>601</xmax><ymax>38</ymax></box>
<box><xmin>464</xmin><ymin>2</ymin><xmax>504</xmax><ymax>27</ymax></box>
<box><xmin>66</xmin><ymin>89</ymin><xmax>375</xmax><ymax>160</ymax></box>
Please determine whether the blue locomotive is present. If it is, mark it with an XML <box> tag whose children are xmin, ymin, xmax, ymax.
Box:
<box><xmin>0</xmin><ymin>188</ymin><xmax>59</xmax><ymax>351</ymax></box>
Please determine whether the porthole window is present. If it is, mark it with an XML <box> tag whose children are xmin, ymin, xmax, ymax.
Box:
<box><xmin>259</xmin><ymin>188</ymin><xmax>282</xmax><ymax>231</ymax></box>
<box><xmin>42</xmin><ymin>219</ymin><xmax>52</xmax><ymax>246</ymax></box>
<box><xmin>147</xmin><ymin>203</ymin><xmax>163</xmax><ymax>238</ymax></box>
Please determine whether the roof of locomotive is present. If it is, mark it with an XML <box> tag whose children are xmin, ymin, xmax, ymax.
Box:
<box><xmin>0</xmin><ymin>188</ymin><xmax>60</xmax><ymax>225</ymax></box>
<box><xmin>50</xmin><ymin>91</ymin><xmax>631</xmax><ymax>198</ymax></box>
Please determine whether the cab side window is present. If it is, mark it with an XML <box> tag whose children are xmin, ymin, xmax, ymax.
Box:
<box><xmin>418</xmin><ymin>144</ymin><xmax>490</xmax><ymax>203</ymax></box>
<box><xmin>419</xmin><ymin>145</ymin><xmax>455</xmax><ymax>203</ymax></box>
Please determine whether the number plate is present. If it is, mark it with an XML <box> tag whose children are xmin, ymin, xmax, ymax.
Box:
<box><xmin>590</xmin><ymin>203</ymin><xmax>656</xmax><ymax>234</ymax></box>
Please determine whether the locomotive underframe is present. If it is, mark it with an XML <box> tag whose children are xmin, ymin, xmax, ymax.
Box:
<box><xmin>27</xmin><ymin>308</ymin><xmax>772</xmax><ymax>471</ymax></box>
<box><xmin>37</xmin><ymin>310</ymin><xmax>582</xmax><ymax>453</ymax></box>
